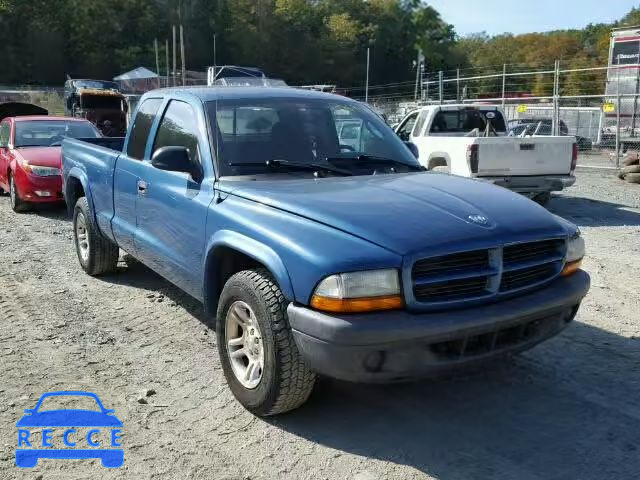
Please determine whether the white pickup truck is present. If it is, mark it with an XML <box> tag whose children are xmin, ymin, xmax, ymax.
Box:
<box><xmin>393</xmin><ymin>104</ymin><xmax>577</xmax><ymax>204</ymax></box>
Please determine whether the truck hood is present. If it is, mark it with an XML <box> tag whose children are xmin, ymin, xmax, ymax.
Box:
<box><xmin>220</xmin><ymin>173</ymin><xmax>570</xmax><ymax>256</ymax></box>
<box><xmin>14</xmin><ymin>147</ymin><xmax>62</xmax><ymax>168</ymax></box>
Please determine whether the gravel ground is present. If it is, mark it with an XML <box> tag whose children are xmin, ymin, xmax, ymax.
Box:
<box><xmin>0</xmin><ymin>168</ymin><xmax>639</xmax><ymax>480</ymax></box>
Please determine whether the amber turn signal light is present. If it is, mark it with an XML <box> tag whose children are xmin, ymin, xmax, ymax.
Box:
<box><xmin>310</xmin><ymin>294</ymin><xmax>403</xmax><ymax>313</ymax></box>
<box><xmin>561</xmin><ymin>259</ymin><xmax>582</xmax><ymax>276</ymax></box>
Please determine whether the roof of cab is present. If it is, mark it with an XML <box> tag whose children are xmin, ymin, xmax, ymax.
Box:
<box><xmin>144</xmin><ymin>86</ymin><xmax>356</xmax><ymax>103</ymax></box>
<box><xmin>13</xmin><ymin>115</ymin><xmax>90</xmax><ymax>122</ymax></box>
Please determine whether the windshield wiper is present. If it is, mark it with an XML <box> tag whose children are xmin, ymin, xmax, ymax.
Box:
<box><xmin>266</xmin><ymin>159</ymin><xmax>352</xmax><ymax>176</ymax></box>
<box><xmin>227</xmin><ymin>160</ymin><xmax>352</xmax><ymax>176</ymax></box>
<box><xmin>324</xmin><ymin>154</ymin><xmax>424</xmax><ymax>172</ymax></box>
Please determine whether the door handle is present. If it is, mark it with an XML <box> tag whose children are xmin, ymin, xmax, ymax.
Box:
<box><xmin>137</xmin><ymin>180</ymin><xmax>148</xmax><ymax>195</ymax></box>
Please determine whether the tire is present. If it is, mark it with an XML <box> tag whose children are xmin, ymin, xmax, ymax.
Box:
<box><xmin>73</xmin><ymin>197</ymin><xmax>119</xmax><ymax>276</ymax></box>
<box><xmin>533</xmin><ymin>192</ymin><xmax>551</xmax><ymax>206</ymax></box>
<box><xmin>624</xmin><ymin>172</ymin><xmax>640</xmax><ymax>184</ymax></box>
<box><xmin>216</xmin><ymin>269</ymin><xmax>316</xmax><ymax>416</ymax></box>
<box><xmin>9</xmin><ymin>173</ymin><xmax>29</xmax><ymax>213</ymax></box>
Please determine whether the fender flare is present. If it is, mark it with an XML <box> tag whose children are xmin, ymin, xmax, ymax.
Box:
<box><xmin>65</xmin><ymin>168</ymin><xmax>98</xmax><ymax>225</ymax></box>
<box><xmin>427</xmin><ymin>152</ymin><xmax>450</xmax><ymax>170</ymax></box>
<box><xmin>202</xmin><ymin>230</ymin><xmax>295</xmax><ymax>315</ymax></box>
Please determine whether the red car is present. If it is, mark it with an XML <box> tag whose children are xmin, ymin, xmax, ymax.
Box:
<box><xmin>0</xmin><ymin>112</ymin><xmax>101</xmax><ymax>212</ymax></box>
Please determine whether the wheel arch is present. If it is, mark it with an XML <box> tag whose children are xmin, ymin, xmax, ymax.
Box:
<box><xmin>65</xmin><ymin>169</ymin><xmax>95</xmax><ymax>222</ymax></box>
<box><xmin>427</xmin><ymin>153</ymin><xmax>450</xmax><ymax>170</ymax></box>
<box><xmin>202</xmin><ymin>231</ymin><xmax>295</xmax><ymax>318</ymax></box>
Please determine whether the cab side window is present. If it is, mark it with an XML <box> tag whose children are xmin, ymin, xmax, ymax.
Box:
<box><xmin>0</xmin><ymin>122</ymin><xmax>10</xmax><ymax>147</ymax></box>
<box><xmin>152</xmin><ymin>100</ymin><xmax>201</xmax><ymax>166</ymax></box>
<box><xmin>396</xmin><ymin>112</ymin><xmax>419</xmax><ymax>141</ymax></box>
<box><xmin>126</xmin><ymin>98</ymin><xmax>163</xmax><ymax>160</ymax></box>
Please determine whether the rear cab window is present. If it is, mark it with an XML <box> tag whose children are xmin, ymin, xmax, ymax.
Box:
<box><xmin>430</xmin><ymin>108</ymin><xmax>506</xmax><ymax>134</ymax></box>
<box><xmin>126</xmin><ymin>98</ymin><xmax>163</xmax><ymax>160</ymax></box>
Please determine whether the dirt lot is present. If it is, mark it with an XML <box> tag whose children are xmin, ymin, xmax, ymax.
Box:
<box><xmin>0</xmin><ymin>168</ymin><xmax>639</xmax><ymax>480</ymax></box>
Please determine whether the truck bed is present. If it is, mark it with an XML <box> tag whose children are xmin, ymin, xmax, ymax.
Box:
<box><xmin>61</xmin><ymin>137</ymin><xmax>123</xmax><ymax>240</ymax></box>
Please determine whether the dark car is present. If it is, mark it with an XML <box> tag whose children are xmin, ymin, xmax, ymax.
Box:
<box><xmin>509</xmin><ymin>118</ymin><xmax>593</xmax><ymax>150</ymax></box>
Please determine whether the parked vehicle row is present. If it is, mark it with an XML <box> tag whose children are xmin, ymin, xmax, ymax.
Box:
<box><xmin>507</xmin><ymin>118</ymin><xmax>593</xmax><ymax>151</ymax></box>
<box><xmin>58</xmin><ymin>87</ymin><xmax>590</xmax><ymax>416</ymax></box>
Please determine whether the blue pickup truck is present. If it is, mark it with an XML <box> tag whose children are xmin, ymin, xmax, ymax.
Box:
<box><xmin>62</xmin><ymin>86</ymin><xmax>590</xmax><ymax>415</ymax></box>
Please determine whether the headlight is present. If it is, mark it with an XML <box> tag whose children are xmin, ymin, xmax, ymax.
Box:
<box><xmin>562</xmin><ymin>232</ymin><xmax>585</xmax><ymax>276</ymax></box>
<box><xmin>29</xmin><ymin>166</ymin><xmax>60</xmax><ymax>177</ymax></box>
<box><xmin>310</xmin><ymin>269</ymin><xmax>403</xmax><ymax>313</ymax></box>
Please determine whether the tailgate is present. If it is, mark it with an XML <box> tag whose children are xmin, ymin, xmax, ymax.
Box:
<box><xmin>475</xmin><ymin>136</ymin><xmax>574</xmax><ymax>176</ymax></box>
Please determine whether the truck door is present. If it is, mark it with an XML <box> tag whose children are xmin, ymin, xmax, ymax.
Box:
<box><xmin>134</xmin><ymin>99</ymin><xmax>214</xmax><ymax>300</ymax></box>
<box><xmin>111</xmin><ymin>98</ymin><xmax>163</xmax><ymax>255</ymax></box>
<box><xmin>395</xmin><ymin>111</ymin><xmax>419</xmax><ymax>142</ymax></box>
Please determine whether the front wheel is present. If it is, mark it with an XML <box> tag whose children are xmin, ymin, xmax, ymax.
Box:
<box><xmin>9</xmin><ymin>173</ymin><xmax>29</xmax><ymax>213</ymax></box>
<box><xmin>73</xmin><ymin>197</ymin><xmax>119</xmax><ymax>276</ymax></box>
<box><xmin>216</xmin><ymin>269</ymin><xmax>316</xmax><ymax>416</ymax></box>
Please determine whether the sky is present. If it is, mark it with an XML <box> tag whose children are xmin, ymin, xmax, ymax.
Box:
<box><xmin>427</xmin><ymin>0</ymin><xmax>637</xmax><ymax>36</ymax></box>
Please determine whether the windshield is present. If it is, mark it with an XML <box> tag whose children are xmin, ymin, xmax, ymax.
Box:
<box><xmin>207</xmin><ymin>98</ymin><xmax>420</xmax><ymax>177</ymax></box>
<box><xmin>74</xmin><ymin>80</ymin><xmax>119</xmax><ymax>90</ymax></box>
<box><xmin>15</xmin><ymin>120</ymin><xmax>101</xmax><ymax>147</ymax></box>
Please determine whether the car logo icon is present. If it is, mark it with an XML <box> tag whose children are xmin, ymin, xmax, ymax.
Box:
<box><xmin>468</xmin><ymin>214</ymin><xmax>489</xmax><ymax>225</ymax></box>
<box><xmin>15</xmin><ymin>391</ymin><xmax>123</xmax><ymax>468</ymax></box>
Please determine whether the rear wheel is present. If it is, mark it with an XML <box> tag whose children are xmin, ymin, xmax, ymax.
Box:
<box><xmin>9</xmin><ymin>173</ymin><xmax>29</xmax><ymax>213</ymax></box>
<box><xmin>216</xmin><ymin>269</ymin><xmax>316</xmax><ymax>416</ymax></box>
<box><xmin>73</xmin><ymin>197</ymin><xmax>119</xmax><ymax>276</ymax></box>
<box><xmin>533</xmin><ymin>192</ymin><xmax>551</xmax><ymax>206</ymax></box>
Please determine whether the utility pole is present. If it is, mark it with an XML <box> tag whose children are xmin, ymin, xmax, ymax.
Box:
<box><xmin>165</xmin><ymin>39</ymin><xmax>170</xmax><ymax>88</ymax></box>
<box><xmin>172</xmin><ymin>25</ymin><xmax>177</xmax><ymax>87</ymax></box>
<box><xmin>154</xmin><ymin>38</ymin><xmax>160</xmax><ymax>88</ymax></box>
<box><xmin>213</xmin><ymin>33</ymin><xmax>217</xmax><ymax>84</ymax></box>
<box><xmin>501</xmin><ymin>63</ymin><xmax>507</xmax><ymax>108</ymax></box>
<box><xmin>180</xmin><ymin>24</ymin><xmax>186</xmax><ymax>86</ymax></box>
<box><xmin>552</xmin><ymin>59</ymin><xmax>560</xmax><ymax>136</ymax></box>
<box><xmin>365</xmin><ymin>46</ymin><xmax>370</xmax><ymax>103</ymax></box>
<box><xmin>414</xmin><ymin>50</ymin><xmax>424</xmax><ymax>101</ymax></box>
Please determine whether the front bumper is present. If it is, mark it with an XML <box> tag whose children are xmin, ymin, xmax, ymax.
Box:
<box><xmin>14</xmin><ymin>168</ymin><xmax>64</xmax><ymax>203</ymax></box>
<box><xmin>288</xmin><ymin>270</ymin><xmax>590</xmax><ymax>382</ymax></box>
<box><xmin>478</xmin><ymin>174</ymin><xmax>576</xmax><ymax>194</ymax></box>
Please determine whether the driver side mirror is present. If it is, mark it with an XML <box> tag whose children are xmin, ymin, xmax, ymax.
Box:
<box><xmin>404</xmin><ymin>141</ymin><xmax>419</xmax><ymax>159</ymax></box>
<box><xmin>151</xmin><ymin>146</ymin><xmax>202</xmax><ymax>182</ymax></box>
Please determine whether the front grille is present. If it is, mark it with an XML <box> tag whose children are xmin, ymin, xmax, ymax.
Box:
<box><xmin>503</xmin><ymin>239</ymin><xmax>564</xmax><ymax>266</ymax></box>
<box><xmin>410</xmin><ymin>238</ymin><xmax>565</xmax><ymax>306</ymax></box>
<box><xmin>412</xmin><ymin>249</ymin><xmax>489</xmax><ymax>278</ymax></box>
<box><xmin>414</xmin><ymin>277</ymin><xmax>489</xmax><ymax>302</ymax></box>
<box><xmin>500</xmin><ymin>263</ymin><xmax>558</xmax><ymax>291</ymax></box>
